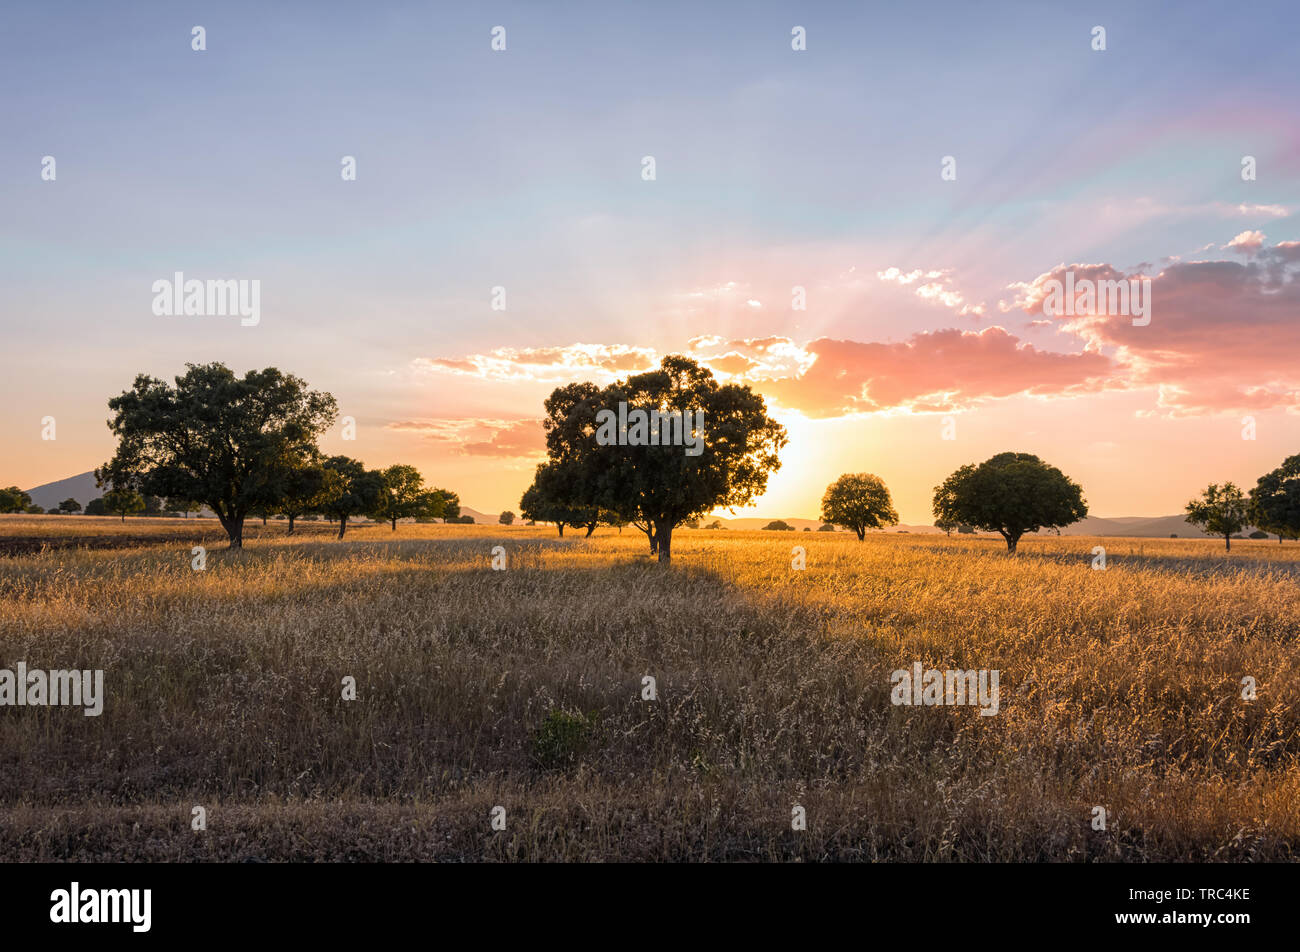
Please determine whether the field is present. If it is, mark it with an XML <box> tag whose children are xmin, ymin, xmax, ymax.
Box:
<box><xmin>2</xmin><ymin>514</ymin><xmax>1298</xmax><ymax>862</ymax></box>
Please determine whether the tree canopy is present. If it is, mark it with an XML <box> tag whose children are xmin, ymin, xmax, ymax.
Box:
<box><xmin>933</xmin><ymin>452</ymin><xmax>1087</xmax><ymax>552</ymax></box>
<box><xmin>1185</xmin><ymin>482</ymin><xmax>1250</xmax><ymax>551</ymax></box>
<box><xmin>97</xmin><ymin>363</ymin><xmax>337</xmax><ymax>547</ymax></box>
<box><xmin>820</xmin><ymin>473</ymin><xmax>900</xmax><ymax>540</ymax></box>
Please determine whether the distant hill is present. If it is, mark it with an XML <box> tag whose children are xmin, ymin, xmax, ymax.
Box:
<box><xmin>24</xmin><ymin>471</ymin><xmax>103</xmax><ymax>511</ymax></box>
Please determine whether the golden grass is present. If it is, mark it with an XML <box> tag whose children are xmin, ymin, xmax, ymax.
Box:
<box><xmin>1</xmin><ymin>515</ymin><xmax>1297</xmax><ymax>861</ymax></box>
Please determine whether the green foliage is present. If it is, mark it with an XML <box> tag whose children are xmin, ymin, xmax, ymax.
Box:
<box><xmin>531</xmin><ymin>709</ymin><xmax>599</xmax><ymax>770</ymax></box>
<box><xmin>1250</xmin><ymin>454</ymin><xmax>1300</xmax><ymax>543</ymax></box>
<box><xmin>319</xmin><ymin>456</ymin><xmax>384</xmax><ymax>539</ymax></box>
<box><xmin>498</xmin><ymin>510</ymin><xmax>515</xmax><ymax>525</ymax></box>
<box><xmin>933</xmin><ymin>452</ymin><xmax>1087</xmax><ymax>552</ymax></box>
<box><xmin>103</xmin><ymin>488</ymin><xmax>145</xmax><ymax>521</ymax></box>
<box><xmin>821</xmin><ymin>473</ymin><xmax>900</xmax><ymax>540</ymax></box>
<box><xmin>97</xmin><ymin>362</ymin><xmax>337</xmax><ymax>548</ymax></box>
<box><xmin>1185</xmin><ymin>482</ymin><xmax>1250</xmax><ymax>550</ymax></box>
<box><xmin>536</xmin><ymin>355</ymin><xmax>787</xmax><ymax>562</ymax></box>
<box><xmin>0</xmin><ymin>487</ymin><xmax>33</xmax><ymax>513</ymax></box>
<box><xmin>57</xmin><ymin>498</ymin><xmax>82</xmax><ymax>515</ymax></box>
<box><xmin>84</xmin><ymin>497</ymin><xmax>108</xmax><ymax>516</ymax></box>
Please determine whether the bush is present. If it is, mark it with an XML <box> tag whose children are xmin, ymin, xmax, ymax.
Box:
<box><xmin>762</xmin><ymin>520</ymin><xmax>795</xmax><ymax>531</ymax></box>
<box><xmin>1249</xmin><ymin>530</ymin><xmax>1269</xmax><ymax>539</ymax></box>
<box><xmin>817</xmin><ymin>523</ymin><xmax>836</xmax><ymax>532</ymax></box>
<box><xmin>531</xmin><ymin>709</ymin><xmax>598</xmax><ymax>770</ymax></box>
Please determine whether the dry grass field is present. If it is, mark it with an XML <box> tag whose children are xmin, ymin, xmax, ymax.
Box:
<box><xmin>1</xmin><ymin>514</ymin><xmax>1297</xmax><ymax>861</ymax></box>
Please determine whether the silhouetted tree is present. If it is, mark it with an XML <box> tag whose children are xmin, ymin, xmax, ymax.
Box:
<box><xmin>933</xmin><ymin>452</ymin><xmax>1087</xmax><ymax>553</ymax></box>
<box><xmin>821</xmin><ymin>473</ymin><xmax>900</xmax><ymax>540</ymax></box>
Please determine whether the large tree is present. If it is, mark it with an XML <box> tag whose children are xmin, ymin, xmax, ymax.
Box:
<box><xmin>97</xmin><ymin>363</ymin><xmax>337</xmax><ymax>548</ymax></box>
<box><xmin>276</xmin><ymin>460</ymin><xmax>327</xmax><ymax>535</ymax></box>
<box><xmin>319</xmin><ymin>456</ymin><xmax>384</xmax><ymax>540</ymax></box>
<box><xmin>539</xmin><ymin>356</ymin><xmax>787</xmax><ymax>563</ymax></box>
<box><xmin>1185</xmin><ymin>482</ymin><xmax>1250</xmax><ymax>551</ymax></box>
<box><xmin>933</xmin><ymin>452</ymin><xmax>1087</xmax><ymax>553</ymax></box>
<box><xmin>58</xmin><ymin>498</ymin><xmax>82</xmax><ymax>515</ymax></box>
<box><xmin>820</xmin><ymin>473</ymin><xmax>900</xmax><ymax>540</ymax></box>
<box><xmin>1250</xmin><ymin>455</ymin><xmax>1300</xmax><ymax>544</ymax></box>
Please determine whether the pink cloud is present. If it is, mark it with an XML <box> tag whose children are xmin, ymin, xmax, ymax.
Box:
<box><xmin>387</xmin><ymin>418</ymin><xmax>546</xmax><ymax>458</ymax></box>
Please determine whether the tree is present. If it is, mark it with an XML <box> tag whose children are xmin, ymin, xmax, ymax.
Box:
<box><xmin>85</xmin><ymin>497</ymin><xmax>108</xmax><ymax>516</ymax></box>
<box><xmin>23</xmin><ymin>504</ymin><xmax>44</xmax><ymax>514</ymax></box>
<box><xmin>934</xmin><ymin>517</ymin><xmax>957</xmax><ymax>537</ymax></box>
<box><xmin>58</xmin><ymin>498</ymin><xmax>82</xmax><ymax>515</ymax></box>
<box><xmin>1185</xmin><ymin>482</ymin><xmax>1250</xmax><ymax>551</ymax></box>
<box><xmin>1250</xmin><ymin>455</ymin><xmax>1300</xmax><ymax>544</ymax></box>
<box><xmin>370</xmin><ymin>464</ymin><xmax>434</xmax><ymax>531</ymax></box>
<box><xmin>319</xmin><ymin>456</ymin><xmax>384</xmax><ymax>540</ymax></box>
<box><xmin>278</xmin><ymin>461</ymin><xmax>327</xmax><ymax>535</ymax></box>
<box><xmin>0</xmin><ymin>487</ymin><xmax>32</xmax><ymax>513</ymax></box>
<box><xmin>538</xmin><ymin>356</ymin><xmax>787</xmax><ymax>563</ymax></box>
<box><xmin>820</xmin><ymin>473</ymin><xmax>900</xmax><ymax>540</ymax></box>
<box><xmin>103</xmin><ymin>488</ymin><xmax>145</xmax><ymax>522</ymax></box>
<box><xmin>143</xmin><ymin>495</ymin><xmax>164</xmax><ymax>516</ymax></box>
<box><xmin>817</xmin><ymin>523</ymin><xmax>836</xmax><ymax>532</ymax></box>
<box><xmin>519</xmin><ymin>462</ymin><xmax>599</xmax><ymax>537</ymax></box>
<box><xmin>933</xmin><ymin>452</ymin><xmax>1087</xmax><ymax>553</ymax></box>
<box><xmin>97</xmin><ymin>363</ymin><xmax>337</xmax><ymax>548</ymax></box>
<box><xmin>499</xmin><ymin>510</ymin><xmax>515</xmax><ymax>525</ymax></box>
<box><xmin>165</xmin><ymin>497</ymin><xmax>201</xmax><ymax>518</ymax></box>
<box><xmin>762</xmin><ymin>520</ymin><xmax>795</xmax><ymax>531</ymax></box>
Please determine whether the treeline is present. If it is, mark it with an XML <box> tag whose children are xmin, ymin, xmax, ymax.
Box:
<box><xmin>92</xmin><ymin>363</ymin><xmax>459</xmax><ymax>547</ymax></box>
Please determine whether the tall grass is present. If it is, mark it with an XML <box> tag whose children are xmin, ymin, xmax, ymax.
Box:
<box><xmin>1</xmin><ymin>518</ymin><xmax>1296</xmax><ymax>861</ymax></box>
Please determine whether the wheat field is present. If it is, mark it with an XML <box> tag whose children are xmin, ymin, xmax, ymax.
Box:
<box><xmin>1</xmin><ymin>514</ymin><xmax>1297</xmax><ymax>861</ymax></box>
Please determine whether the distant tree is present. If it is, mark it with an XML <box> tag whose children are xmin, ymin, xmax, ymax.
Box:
<box><xmin>58</xmin><ymin>498</ymin><xmax>82</xmax><ymax>515</ymax></box>
<box><xmin>0</xmin><ymin>487</ymin><xmax>32</xmax><ymax>513</ymax></box>
<box><xmin>803</xmin><ymin>526</ymin><xmax>811</xmax><ymax>531</ymax></box>
<box><xmin>1185</xmin><ymin>482</ymin><xmax>1250</xmax><ymax>552</ymax></box>
<box><xmin>934</xmin><ymin>517</ymin><xmax>958</xmax><ymax>537</ymax></box>
<box><xmin>821</xmin><ymin>473</ymin><xmax>900</xmax><ymax>540</ymax></box>
<box><xmin>85</xmin><ymin>497</ymin><xmax>108</xmax><ymax>516</ymax></box>
<box><xmin>143</xmin><ymin>495</ymin><xmax>164</xmax><ymax>516</ymax></box>
<box><xmin>705</xmin><ymin>519</ymin><xmax>723</xmax><ymax>529</ymax></box>
<box><xmin>519</xmin><ymin>462</ymin><xmax>599</xmax><ymax>537</ymax></box>
<box><xmin>24</xmin><ymin>504</ymin><xmax>44</xmax><ymax>514</ymax></box>
<box><xmin>370</xmin><ymin>464</ymin><xmax>451</xmax><ymax>531</ymax></box>
<box><xmin>165</xmin><ymin>497</ymin><xmax>201</xmax><ymax>519</ymax></box>
<box><xmin>933</xmin><ymin>452</ymin><xmax>1087</xmax><ymax>553</ymax></box>
<box><xmin>817</xmin><ymin>523</ymin><xmax>836</xmax><ymax>532</ymax></box>
<box><xmin>97</xmin><ymin>363</ymin><xmax>337</xmax><ymax>548</ymax></box>
<box><xmin>499</xmin><ymin>510</ymin><xmax>515</xmax><ymax>525</ymax></box>
<box><xmin>1250</xmin><ymin>454</ymin><xmax>1300</xmax><ymax>545</ymax></box>
<box><xmin>278</xmin><ymin>461</ymin><xmax>327</xmax><ymax>535</ymax></box>
<box><xmin>319</xmin><ymin>456</ymin><xmax>384</xmax><ymax>540</ymax></box>
<box><xmin>103</xmin><ymin>488</ymin><xmax>145</xmax><ymax>522</ymax></box>
<box><xmin>432</xmin><ymin>490</ymin><xmax>461</xmax><ymax>523</ymax></box>
<box><xmin>957</xmin><ymin>524</ymin><xmax>975</xmax><ymax>534</ymax></box>
<box><xmin>762</xmin><ymin>520</ymin><xmax>795</xmax><ymax>531</ymax></box>
<box><xmin>1249</xmin><ymin>530</ymin><xmax>1269</xmax><ymax>539</ymax></box>
<box><xmin>453</xmin><ymin>514</ymin><xmax>475</xmax><ymax>524</ymax></box>
<box><xmin>46</xmin><ymin>507</ymin><xmax>61</xmax><ymax>514</ymax></box>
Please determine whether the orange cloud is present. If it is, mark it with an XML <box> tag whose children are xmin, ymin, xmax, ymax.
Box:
<box><xmin>387</xmin><ymin>418</ymin><xmax>546</xmax><ymax>458</ymax></box>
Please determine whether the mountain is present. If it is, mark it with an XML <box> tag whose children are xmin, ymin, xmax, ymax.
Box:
<box><xmin>23</xmin><ymin>471</ymin><xmax>103</xmax><ymax>511</ymax></box>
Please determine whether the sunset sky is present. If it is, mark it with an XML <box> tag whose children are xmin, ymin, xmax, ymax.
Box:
<box><xmin>3</xmin><ymin>0</ymin><xmax>1299</xmax><ymax>523</ymax></box>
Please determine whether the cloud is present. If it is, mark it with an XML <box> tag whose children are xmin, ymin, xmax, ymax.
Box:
<box><xmin>1225</xmin><ymin>230</ymin><xmax>1267</xmax><ymax>255</ymax></box>
<box><xmin>387</xmin><ymin>418</ymin><xmax>546</xmax><ymax>458</ymax></box>
<box><xmin>1013</xmin><ymin>243</ymin><xmax>1300</xmax><ymax>415</ymax></box>
<box><xmin>877</xmin><ymin>266</ymin><xmax>985</xmax><ymax>317</ymax></box>
<box><xmin>416</xmin><ymin>343</ymin><xmax>657</xmax><ymax>382</ymax></box>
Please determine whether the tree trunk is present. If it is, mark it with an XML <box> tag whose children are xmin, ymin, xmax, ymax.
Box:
<box><xmin>557</xmin><ymin>523</ymin><xmax>565</xmax><ymax>537</ymax></box>
<box><xmin>338</xmin><ymin>515</ymin><xmax>348</xmax><ymax>540</ymax></box>
<box><xmin>1225</xmin><ymin>533</ymin><xmax>1231</xmax><ymax>551</ymax></box>
<box><xmin>391</xmin><ymin>517</ymin><xmax>398</xmax><ymax>531</ymax></box>
<box><xmin>856</xmin><ymin>527</ymin><xmax>865</xmax><ymax>541</ymax></box>
<box><xmin>656</xmin><ymin>523</ymin><xmax>672</xmax><ymax>564</ymax></box>
<box><xmin>1002</xmin><ymin>530</ymin><xmax>1020</xmax><ymax>553</ymax></box>
<box><xmin>287</xmin><ymin>514</ymin><xmax>296</xmax><ymax>535</ymax></box>
<box><xmin>120</xmin><ymin>512</ymin><xmax>125</xmax><ymax>523</ymax></box>
<box><xmin>585</xmin><ymin>522</ymin><xmax>596</xmax><ymax>538</ymax></box>
<box><xmin>261</xmin><ymin>515</ymin><xmax>267</xmax><ymax>526</ymax></box>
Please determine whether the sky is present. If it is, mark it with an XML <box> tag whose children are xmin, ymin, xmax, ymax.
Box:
<box><xmin>2</xmin><ymin>0</ymin><xmax>1299</xmax><ymax>523</ymax></box>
